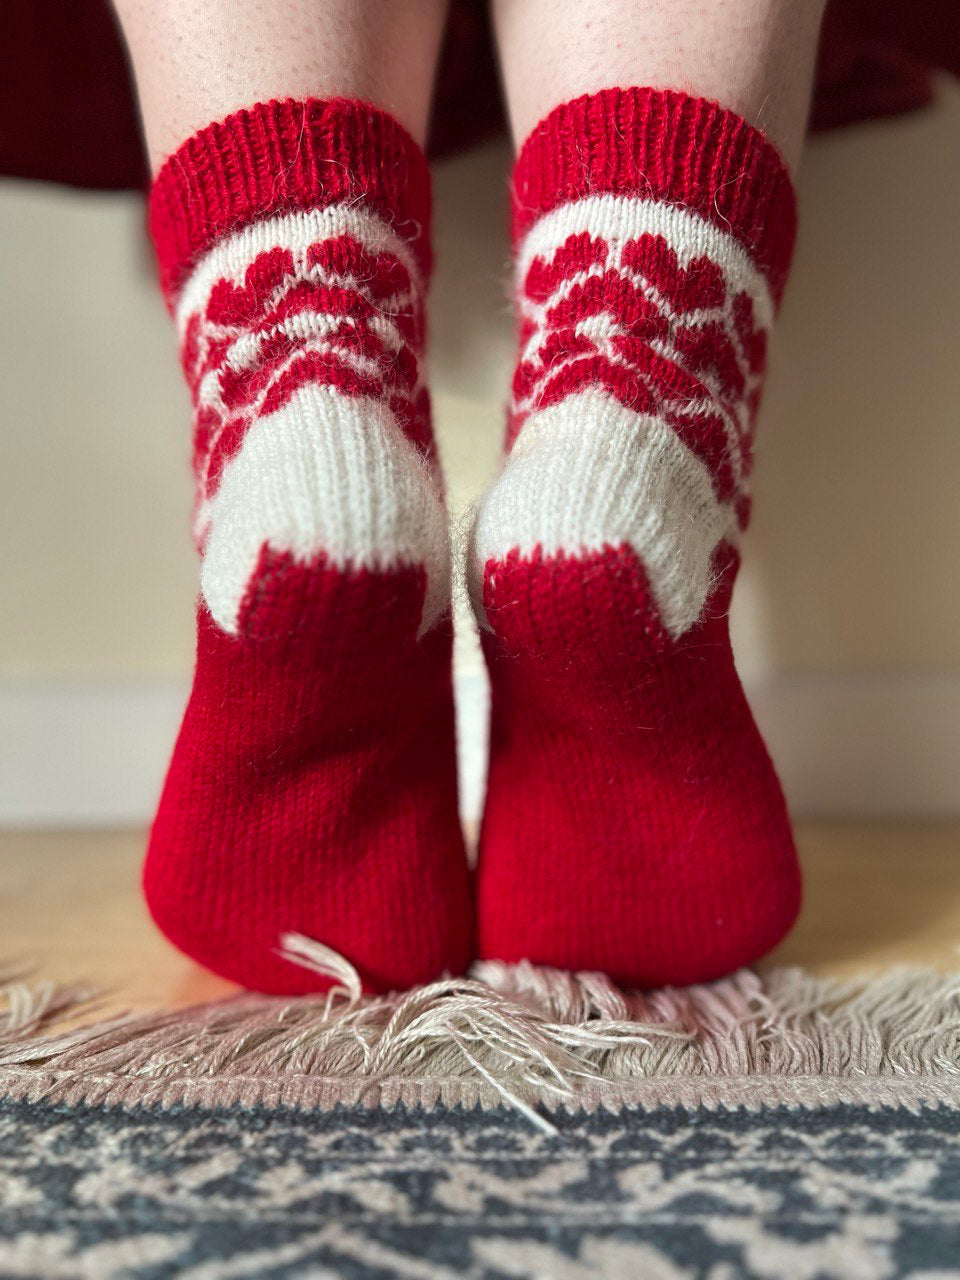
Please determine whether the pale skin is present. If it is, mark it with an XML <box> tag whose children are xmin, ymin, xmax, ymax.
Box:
<box><xmin>492</xmin><ymin>0</ymin><xmax>828</xmax><ymax>174</ymax></box>
<box><xmin>115</xmin><ymin>0</ymin><xmax>827</xmax><ymax>176</ymax></box>
<box><xmin>114</xmin><ymin>0</ymin><xmax>451</xmax><ymax>169</ymax></box>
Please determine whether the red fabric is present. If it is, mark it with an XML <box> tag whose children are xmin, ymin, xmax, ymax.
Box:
<box><xmin>510</xmin><ymin>88</ymin><xmax>796</xmax><ymax>303</ymax></box>
<box><xmin>144</xmin><ymin>101</ymin><xmax>473</xmax><ymax>994</ymax></box>
<box><xmin>1</xmin><ymin>1</ymin><xmax>956</xmax><ymax>194</ymax></box>
<box><xmin>150</xmin><ymin>97</ymin><xmax>433</xmax><ymax>302</ymax></box>
<box><xmin>178</xmin><ymin>227</ymin><xmax>432</xmax><ymax>524</ymax></box>
<box><xmin>0</xmin><ymin>0</ymin><xmax>146</xmax><ymax>190</ymax></box>
<box><xmin>810</xmin><ymin>0</ymin><xmax>953</xmax><ymax>129</ymax></box>
<box><xmin>475</xmin><ymin>89</ymin><xmax>801</xmax><ymax>986</ymax></box>
<box><xmin>147</xmin><ymin>565</ymin><xmax>472</xmax><ymax>995</ymax></box>
<box><xmin>479</xmin><ymin>554</ymin><xmax>802</xmax><ymax>986</ymax></box>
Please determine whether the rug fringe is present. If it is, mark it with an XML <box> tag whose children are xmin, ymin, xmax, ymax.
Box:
<box><xmin>2</xmin><ymin>940</ymin><xmax>959</xmax><ymax>1115</ymax></box>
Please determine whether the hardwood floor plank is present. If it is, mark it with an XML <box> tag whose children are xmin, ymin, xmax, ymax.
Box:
<box><xmin>1</xmin><ymin>824</ymin><xmax>957</xmax><ymax>1014</ymax></box>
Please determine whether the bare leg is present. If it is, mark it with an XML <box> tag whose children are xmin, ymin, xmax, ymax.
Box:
<box><xmin>493</xmin><ymin>0</ymin><xmax>826</xmax><ymax>171</ymax></box>
<box><xmin>114</xmin><ymin>0</ymin><xmax>448</xmax><ymax>169</ymax></box>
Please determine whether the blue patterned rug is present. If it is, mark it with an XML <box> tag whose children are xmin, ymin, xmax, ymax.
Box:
<box><xmin>2</xmin><ymin>955</ymin><xmax>959</xmax><ymax>1278</ymax></box>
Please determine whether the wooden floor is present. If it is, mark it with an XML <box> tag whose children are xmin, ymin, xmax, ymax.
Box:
<box><xmin>1</xmin><ymin>824</ymin><xmax>959</xmax><ymax>1014</ymax></box>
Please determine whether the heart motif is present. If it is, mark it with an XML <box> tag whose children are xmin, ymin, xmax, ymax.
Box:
<box><xmin>621</xmin><ymin>234</ymin><xmax>726</xmax><ymax>313</ymax></box>
<box><xmin>524</xmin><ymin>233</ymin><xmax>608</xmax><ymax>304</ymax></box>
<box><xmin>204</xmin><ymin>247</ymin><xmax>294</xmax><ymax>326</ymax></box>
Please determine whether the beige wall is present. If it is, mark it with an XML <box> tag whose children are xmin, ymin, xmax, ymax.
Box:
<box><xmin>1</xmin><ymin>79</ymin><xmax>958</xmax><ymax>819</ymax></box>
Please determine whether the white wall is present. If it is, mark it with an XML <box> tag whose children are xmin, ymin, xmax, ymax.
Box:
<box><xmin>1</xmin><ymin>80</ymin><xmax>958</xmax><ymax>824</ymax></box>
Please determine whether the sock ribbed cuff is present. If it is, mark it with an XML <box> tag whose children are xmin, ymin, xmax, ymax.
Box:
<box><xmin>511</xmin><ymin>87</ymin><xmax>797</xmax><ymax>304</ymax></box>
<box><xmin>149</xmin><ymin>97</ymin><xmax>432</xmax><ymax>302</ymax></box>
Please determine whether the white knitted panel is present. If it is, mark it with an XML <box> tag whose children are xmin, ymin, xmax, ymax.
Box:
<box><xmin>201</xmin><ymin>384</ymin><xmax>449</xmax><ymax>637</ymax></box>
<box><xmin>175</xmin><ymin>206</ymin><xmax>423</xmax><ymax>338</ymax></box>
<box><xmin>515</xmin><ymin>194</ymin><xmax>774</xmax><ymax>327</ymax></box>
<box><xmin>471</xmin><ymin>388</ymin><xmax>738</xmax><ymax>639</ymax></box>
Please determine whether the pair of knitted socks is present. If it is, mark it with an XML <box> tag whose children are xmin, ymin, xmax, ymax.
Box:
<box><xmin>145</xmin><ymin>87</ymin><xmax>801</xmax><ymax>994</ymax></box>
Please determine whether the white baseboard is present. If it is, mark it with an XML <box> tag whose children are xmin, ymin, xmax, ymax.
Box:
<box><xmin>745</xmin><ymin>673</ymin><xmax>960</xmax><ymax>819</ymax></box>
<box><xmin>0</xmin><ymin>682</ymin><xmax>189</xmax><ymax>827</ymax></box>
<box><xmin>1</xmin><ymin>673</ymin><xmax>957</xmax><ymax>827</ymax></box>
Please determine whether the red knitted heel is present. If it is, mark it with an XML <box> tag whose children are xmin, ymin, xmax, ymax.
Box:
<box><xmin>473</xmin><ymin>89</ymin><xmax>801</xmax><ymax>985</ymax></box>
<box><xmin>144</xmin><ymin>99</ymin><xmax>472</xmax><ymax>993</ymax></box>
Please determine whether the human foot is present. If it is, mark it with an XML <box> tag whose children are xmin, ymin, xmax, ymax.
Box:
<box><xmin>472</xmin><ymin>89</ymin><xmax>801</xmax><ymax>985</ymax></box>
<box><xmin>145</xmin><ymin>99</ymin><xmax>472</xmax><ymax>993</ymax></box>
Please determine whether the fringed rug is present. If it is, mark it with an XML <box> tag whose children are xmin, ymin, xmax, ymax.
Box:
<box><xmin>2</xmin><ymin>942</ymin><xmax>959</xmax><ymax>1279</ymax></box>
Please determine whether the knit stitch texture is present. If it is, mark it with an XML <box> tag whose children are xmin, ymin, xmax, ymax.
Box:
<box><xmin>472</xmin><ymin>88</ymin><xmax>802</xmax><ymax>985</ymax></box>
<box><xmin>144</xmin><ymin>98</ymin><xmax>472</xmax><ymax>994</ymax></box>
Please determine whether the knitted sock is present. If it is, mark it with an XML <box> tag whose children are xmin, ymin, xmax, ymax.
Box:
<box><xmin>471</xmin><ymin>88</ymin><xmax>802</xmax><ymax>986</ymax></box>
<box><xmin>145</xmin><ymin>98</ymin><xmax>472</xmax><ymax>994</ymax></box>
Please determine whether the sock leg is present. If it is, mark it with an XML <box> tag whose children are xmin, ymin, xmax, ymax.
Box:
<box><xmin>472</xmin><ymin>84</ymin><xmax>809</xmax><ymax>985</ymax></box>
<box><xmin>116</xmin><ymin>0</ymin><xmax>471</xmax><ymax>993</ymax></box>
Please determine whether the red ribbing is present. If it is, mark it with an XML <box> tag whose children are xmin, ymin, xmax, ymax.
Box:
<box><xmin>150</xmin><ymin>98</ymin><xmax>432</xmax><ymax>302</ymax></box>
<box><xmin>512</xmin><ymin>88</ymin><xmax>796</xmax><ymax>304</ymax></box>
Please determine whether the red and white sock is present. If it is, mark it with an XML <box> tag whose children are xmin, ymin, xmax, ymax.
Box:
<box><xmin>471</xmin><ymin>88</ymin><xmax>802</xmax><ymax>986</ymax></box>
<box><xmin>145</xmin><ymin>98</ymin><xmax>472</xmax><ymax>993</ymax></box>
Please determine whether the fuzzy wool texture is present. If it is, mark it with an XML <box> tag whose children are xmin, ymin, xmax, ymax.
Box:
<box><xmin>142</xmin><ymin>98</ymin><xmax>472</xmax><ymax>996</ymax></box>
<box><xmin>472</xmin><ymin>87</ymin><xmax>802</xmax><ymax>987</ymax></box>
<box><xmin>471</xmin><ymin>391</ymin><xmax>740</xmax><ymax>639</ymax></box>
<box><xmin>178</xmin><ymin>203</ymin><xmax>448</xmax><ymax>637</ymax></box>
